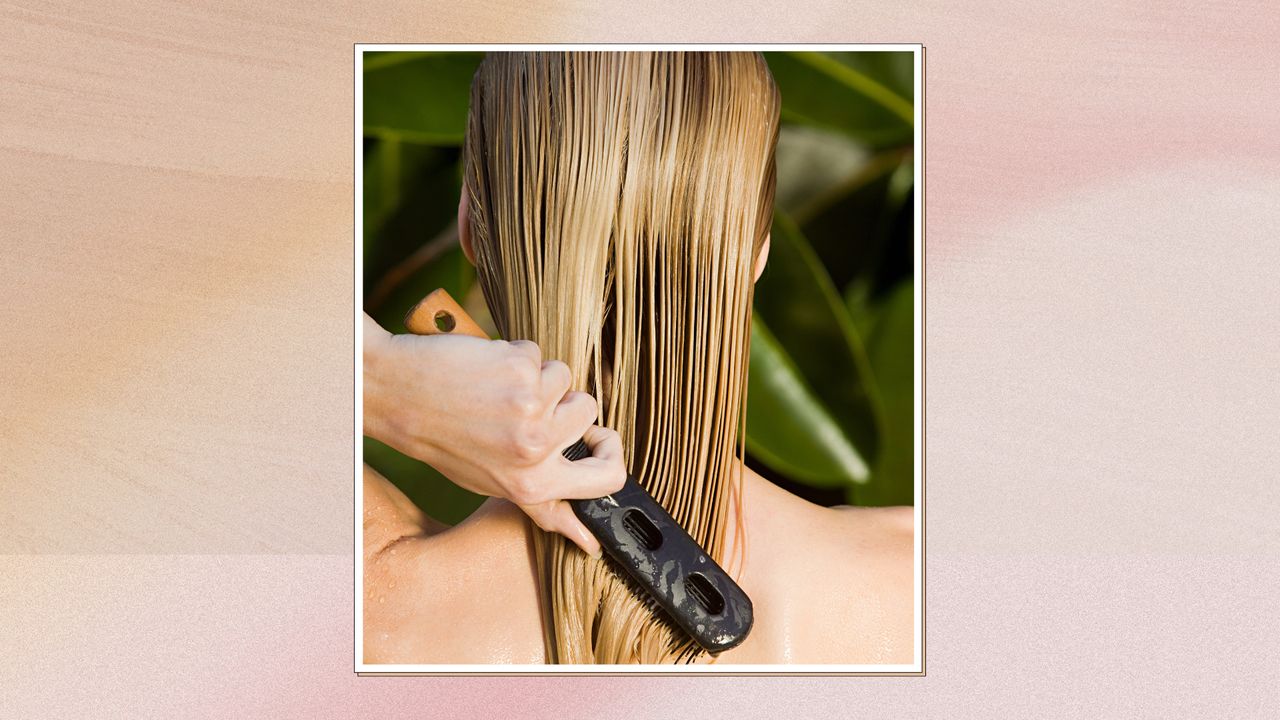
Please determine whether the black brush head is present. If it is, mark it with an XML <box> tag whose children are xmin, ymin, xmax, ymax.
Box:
<box><xmin>563</xmin><ymin>440</ymin><xmax>754</xmax><ymax>655</ymax></box>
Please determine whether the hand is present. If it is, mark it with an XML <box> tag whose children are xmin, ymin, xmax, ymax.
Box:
<box><xmin>363</xmin><ymin>313</ymin><xmax>626</xmax><ymax>557</ymax></box>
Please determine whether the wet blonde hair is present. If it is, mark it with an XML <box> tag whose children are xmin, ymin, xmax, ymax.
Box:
<box><xmin>463</xmin><ymin>51</ymin><xmax>780</xmax><ymax>663</ymax></box>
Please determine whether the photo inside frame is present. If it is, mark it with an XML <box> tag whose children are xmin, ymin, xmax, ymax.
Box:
<box><xmin>355</xmin><ymin>45</ymin><xmax>923</xmax><ymax>673</ymax></box>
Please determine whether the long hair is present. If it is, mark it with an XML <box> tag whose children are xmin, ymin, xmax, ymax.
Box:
<box><xmin>462</xmin><ymin>51</ymin><xmax>780</xmax><ymax>663</ymax></box>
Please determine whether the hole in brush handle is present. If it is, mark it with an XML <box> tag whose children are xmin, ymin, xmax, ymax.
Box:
<box><xmin>403</xmin><ymin>289</ymin><xmax>488</xmax><ymax>338</ymax></box>
<box><xmin>433</xmin><ymin>310</ymin><xmax>456</xmax><ymax>332</ymax></box>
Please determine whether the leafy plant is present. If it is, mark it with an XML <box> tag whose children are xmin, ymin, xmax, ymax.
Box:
<box><xmin>362</xmin><ymin>51</ymin><xmax>916</xmax><ymax>522</ymax></box>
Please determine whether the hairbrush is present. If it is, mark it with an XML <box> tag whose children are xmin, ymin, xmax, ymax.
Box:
<box><xmin>403</xmin><ymin>288</ymin><xmax>753</xmax><ymax>654</ymax></box>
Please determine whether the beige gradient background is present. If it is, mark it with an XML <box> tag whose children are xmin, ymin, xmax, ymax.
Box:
<box><xmin>3</xmin><ymin>1</ymin><xmax>1279</xmax><ymax>716</ymax></box>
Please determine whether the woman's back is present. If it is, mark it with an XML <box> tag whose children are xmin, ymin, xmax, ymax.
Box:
<box><xmin>363</xmin><ymin>463</ymin><xmax>913</xmax><ymax>665</ymax></box>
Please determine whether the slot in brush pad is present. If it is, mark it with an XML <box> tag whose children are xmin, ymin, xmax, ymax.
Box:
<box><xmin>562</xmin><ymin>439</ymin><xmax>754</xmax><ymax>654</ymax></box>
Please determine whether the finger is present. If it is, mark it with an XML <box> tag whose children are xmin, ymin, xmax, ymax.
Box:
<box><xmin>551</xmin><ymin>424</ymin><xmax>628</xmax><ymax>499</ymax></box>
<box><xmin>506</xmin><ymin>339</ymin><xmax>542</xmax><ymax>366</ymax></box>
<box><xmin>580</xmin><ymin>424</ymin><xmax>624</xmax><ymax>465</ymax></box>
<box><xmin>549</xmin><ymin>391</ymin><xmax>598</xmax><ymax>447</ymax></box>
<box><xmin>538</xmin><ymin>360</ymin><xmax>573</xmax><ymax>417</ymax></box>
<box><xmin>523</xmin><ymin>500</ymin><xmax>601</xmax><ymax>559</ymax></box>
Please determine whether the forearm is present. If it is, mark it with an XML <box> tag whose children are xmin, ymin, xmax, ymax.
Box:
<box><xmin>362</xmin><ymin>312</ymin><xmax>416</xmax><ymax>452</ymax></box>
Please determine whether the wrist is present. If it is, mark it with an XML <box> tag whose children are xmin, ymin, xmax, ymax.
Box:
<box><xmin>362</xmin><ymin>315</ymin><xmax>398</xmax><ymax>442</ymax></box>
<box><xmin>363</xmin><ymin>322</ymin><xmax>445</xmax><ymax>468</ymax></box>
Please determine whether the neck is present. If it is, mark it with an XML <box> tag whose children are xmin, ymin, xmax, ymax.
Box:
<box><xmin>720</xmin><ymin>460</ymin><xmax>767</xmax><ymax>581</ymax></box>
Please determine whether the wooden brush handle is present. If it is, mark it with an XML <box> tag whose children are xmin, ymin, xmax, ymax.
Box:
<box><xmin>403</xmin><ymin>289</ymin><xmax>488</xmax><ymax>339</ymax></box>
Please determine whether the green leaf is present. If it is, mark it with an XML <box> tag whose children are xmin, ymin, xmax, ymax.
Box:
<box><xmin>362</xmin><ymin>138</ymin><xmax>466</xmax><ymax>320</ymax></box>
<box><xmin>766</xmin><ymin>51</ymin><xmax>913</xmax><ymax>150</ymax></box>
<box><xmin>844</xmin><ymin>278</ymin><xmax>877</xmax><ymax>340</ymax></box>
<box><xmin>795</xmin><ymin>151</ymin><xmax>909</xmax><ymax>291</ymax></box>
<box><xmin>373</xmin><ymin>243</ymin><xmax>475</xmax><ymax>335</ymax></box>
<box><xmin>833</xmin><ymin>154</ymin><xmax>914</xmax><ymax>312</ymax></box>
<box><xmin>792</xmin><ymin>149</ymin><xmax>909</xmax><ymax>229</ymax></box>
<box><xmin>826</xmin><ymin>51</ymin><xmax>915</xmax><ymax>104</ymax></box>
<box><xmin>364</xmin><ymin>437</ymin><xmax>484</xmax><ymax>526</ymax></box>
<box><xmin>362</xmin><ymin>139</ymin><xmax>451</xmax><ymax>263</ymax></box>
<box><xmin>752</xmin><ymin>212</ymin><xmax>884</xmax><ymax>477</ymax></box>
<box><xmin>746</xmin><ymin>316</ymin><xmax>868</xmax><ymax>485</ymax></box>
<box><xmin>774</xmin><ymin>125</ymin><xmax>869</xmax><ymax>217</ymax></box>
<box><xmin>863</xmin><ymin>155</ymin><xmax>915</xmax><ymax>300</ymax></box>
<box><xmin>363</xmin><ymin>52</ymin><xmax>484</xmax><ymax>145</ymax></box>
<box><xmin>789</xmin><ymin>52</ymin><xmax>913</xmax><ymax>124</ymax></box>
<box><xmin>849</xmin><ymin>281</ymin><xmax>916</xmax><ymax>506</ymax></box>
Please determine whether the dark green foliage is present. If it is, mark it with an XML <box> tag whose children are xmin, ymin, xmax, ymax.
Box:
<box><xmin>362</xmin><ymin>51</ymin><xmax>916</xmax><ymax>523</ymax></box>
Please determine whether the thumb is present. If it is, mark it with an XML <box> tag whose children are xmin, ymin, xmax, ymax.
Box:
<box><xmin>522</xmin><ymin>500</ymin><xmax>602</xmax><ymax>559</ymax></box>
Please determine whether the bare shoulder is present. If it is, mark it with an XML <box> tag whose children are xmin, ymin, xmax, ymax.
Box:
<box><xmin>829</xmin><ymin>504</ymin><xmax>914</xmax><ymax>551</ymax></box>
<box><xmin>362</xmin><ymin>477</ymin><xmax>545</xmax><ymax>665</ymax></box>
<box><xmin>821</xmin><ymin>504</ymin><xmax>914</xmax><ymax>599</ymax></box>
<box><xmin>748</xmin><ymin>501</ymin><xmax>915</xmax><ymax>665</ymax></box>
<box><xmin>362</xmin><ymin>464</ymin><xmax>441</xmax><ymax>565</ymax></box>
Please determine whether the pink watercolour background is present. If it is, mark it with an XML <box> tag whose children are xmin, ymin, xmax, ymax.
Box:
<box><xmin>4</xmin><ymin>0</ymin><xmax>1280</xmax><ymax>717</ymax></box>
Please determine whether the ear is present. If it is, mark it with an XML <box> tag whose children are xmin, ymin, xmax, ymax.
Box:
<box><xmin>458</xmin><ymin>189</ymin><xmax>475</xmax><ymax>266</ymax></box>
<box><xmin>753</xmin><ymin>233</ymin><xmax>771</xmax><ymax>282</ymax></box>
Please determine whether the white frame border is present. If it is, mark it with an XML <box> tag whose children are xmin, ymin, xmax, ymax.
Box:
<box><xmin>354</xmin><ymin>42</ymin><xmax>924</xmax><ymax>675</ymax></box>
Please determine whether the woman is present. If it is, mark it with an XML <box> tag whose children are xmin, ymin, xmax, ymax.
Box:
<box><xmin>363</xmin><ymin>51</ymin><xmax>913</xmax><ymax>665</ymax></box>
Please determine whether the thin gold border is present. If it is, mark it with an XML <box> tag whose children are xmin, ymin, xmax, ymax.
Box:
<box><xmin>354</xmin><ymin>42</ymin><xmax>926</xmax><ymax>677</ymax></box>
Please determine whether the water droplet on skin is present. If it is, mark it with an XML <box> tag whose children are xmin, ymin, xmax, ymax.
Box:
<box><xmin>388</xmin><ymin>580</ymin><xmax>396</xmax><ymax>589</ymax></box>
<box><xmin>378</xmin><ymin>595</ymin><xmax>386</xmax><ymax>604</ymax></box>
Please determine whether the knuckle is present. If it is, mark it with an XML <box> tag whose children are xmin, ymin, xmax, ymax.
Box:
<box><xmin>505</xmin><ymin>354</ymin><xmax>537</xmax><ymax>383</ymax></box>
<box><xmin>600</xmin><ymin>459</ymin><xmax>626</xmax><ymax>484</ymax></box>
<box><xmin>512</xmin><ymin>424</ymin><xmax>549</xmax><ymax>460</ymax></box>
<box><xmin>564</xmin><ymin>392</ymin><xmax>597</xmax><ymax>419</ymax></box>
<box><xmin>546</xmin><ymin>360</ymin><xmax>571</xmax><ymax>384</ymax></box>
<box><xmin>510</xmin><ymin>339</ymin><xmax>541</xmax><ymax>363</ymax></box>
<box><xmin>510</xmin><ymin>474</ymin><xmax>542</xmax><ymax>505</ymax></box>
<box><xmin>507</xmin><ymin>390</ymin><xmax>540</xmax><ymax>417</ymax></box>
<box><xmin>530</xmin><ymin>514</ymin><xmax>557</xmax><ymax>535</ymax></box>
